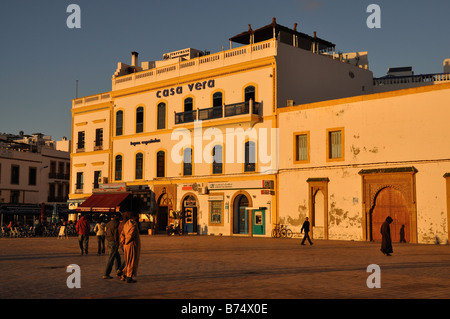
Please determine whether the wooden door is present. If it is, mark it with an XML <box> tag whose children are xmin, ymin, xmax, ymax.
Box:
<box><xmin>371</xmin><ymin>187</ymin><xmax>410</xmax><ymax>242</ymax></box>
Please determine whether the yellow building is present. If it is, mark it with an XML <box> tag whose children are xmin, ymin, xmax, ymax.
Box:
<box><xmin>278</xmin><ymin>83</ymin><xmax>450</xmax><ymax>244</ymax></box>
<box><xmin>69</xmin><ymin>19</ymin><xmax>374</xmax><ymax>236</ymax></box>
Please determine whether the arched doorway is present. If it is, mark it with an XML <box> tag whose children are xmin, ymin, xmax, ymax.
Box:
<box><xmin>157</xmin><ymin>192</ymin><xmax>173</xmax><ymax>232</ymax></box>
<box><xmin>313</xmin><ymin>189</ymin><xmax>325</xmax><ymax>239</ymax></box>
<box><xmin>371</xmin><ymin>187</ymin><xmax>410</xmax><ymax>243</ymax></box>
<box><xmin>233</xmin><ymin>193</ymin><xmax>250</xmax><ymax>234</ymax></box>
<box><xmin>182</xmin><ymin>194</ymin><xmax>198</xmax><ymax>234</ymax></box>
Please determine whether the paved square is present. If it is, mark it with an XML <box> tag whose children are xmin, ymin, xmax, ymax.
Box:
<box><xmin>0</xmin><ymin>235</ymin><xmax>449</xmax><ymax>299</ymax></box>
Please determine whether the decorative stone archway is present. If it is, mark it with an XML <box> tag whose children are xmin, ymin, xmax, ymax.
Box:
<box><xmin>359</xmin><ymin>167</ymin><xmax>418</xmax><ymax>243</ymax></box>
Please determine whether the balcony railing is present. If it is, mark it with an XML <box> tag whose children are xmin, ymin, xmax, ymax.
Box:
<box><xmin>175</xmin><ymin>110</ymin><xmax>197</xmax><ymax>125</ymax></box>
<box><xmin>175</xmin><ymin>101</ymin><xmax>261</xmax><ymax>125</ymax></box>
<box><xmin>198</xmin><ymin>106</ymin><xmax>223</xmax><ymax>121</ymax></box>
<box><xmin>373</xmin><ymin>72</ymin><xmax>450</xmax><ymax>86</ymax></box>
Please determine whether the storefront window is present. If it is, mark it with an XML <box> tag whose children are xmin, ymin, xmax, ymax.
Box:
<box><xmin>210</xmin><ymin>201</ymin><xmax>222</xmax><ymax>224</ymax></box>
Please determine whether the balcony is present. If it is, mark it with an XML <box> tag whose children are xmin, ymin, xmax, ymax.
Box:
<box><xmin>175</xmin><ymin>101</ymin><xmax>261</xmax><ymax>125</ymax></box>
<box><xmin>49</xmin><ymin>172</ymin><xmax>70</xmax><ymax>180</ymax></box>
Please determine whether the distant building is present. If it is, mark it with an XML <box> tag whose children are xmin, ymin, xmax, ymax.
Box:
<box><xmin>0</xmin><ymin>132</ymin><xmax>70</xmax><ymax>226</ymax></box>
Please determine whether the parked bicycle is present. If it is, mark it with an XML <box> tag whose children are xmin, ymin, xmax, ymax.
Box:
<box><xmin>271</xmin><ymin>224</ymin><xmax>293</xmax><ymax>238</ymax></box>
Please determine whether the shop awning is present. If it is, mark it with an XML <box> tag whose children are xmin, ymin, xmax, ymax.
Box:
<box><xmin>76</xmin><ymin>193</ymin><xmax>130</xmax><ymax>212</ymax></box>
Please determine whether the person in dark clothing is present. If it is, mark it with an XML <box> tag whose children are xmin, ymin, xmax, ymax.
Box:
<box><xmin>380</xmin><ymin>216</ymin><xmax>394</xmax><ymax>256</ymax></box>
<box><xmin>399</xmin><ymin>224</ymin><xmax>407</xmax><ymax>243</ymax></box>
<box><xmin>103</xmin><ymin>213</ymin><xmax>124</xmax><ymax>279</ymax></box>
<box><xmin>301</xmin><ymin>217</ymin><xmax>313</xmax><ymax>245</ymax></box>
<box><xmin>76</xmin><ymin>213</ymin><xmax>90</xmax><ymax>255</ymax></box>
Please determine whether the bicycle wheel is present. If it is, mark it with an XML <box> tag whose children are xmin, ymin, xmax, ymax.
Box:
<box><xmin>280</xmin><ymin>229</ymin><xmax>287</xmax><ymax>238</ymax></box>
<box><xmin>286</xmin><ymin>229</ymin><xmax>293</xmax><ymax>239</ymax></box>
<box><xmin>271</xmin><ymin>229</ymin><xmax>280</xmax><ymax>238</ymax></box>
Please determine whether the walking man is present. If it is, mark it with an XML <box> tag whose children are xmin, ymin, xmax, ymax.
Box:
<box><xmin>380</xmin><ymin>216</ymin><xmax>394</xmax><ymax>256</ymax></box>
<box><xmin>76</xmin><ymin>213</ymin><xmax>90</xmax><ymax>255</ymax></box>
<box><xmin>301</xmin><ymin>217</ymin><xmax>313</xmax><ymax>245</ymax></box>
<box><xmin>103</xmin><ymin>213</ymin><xmax>124</xmax><ymax>279</ymax></box>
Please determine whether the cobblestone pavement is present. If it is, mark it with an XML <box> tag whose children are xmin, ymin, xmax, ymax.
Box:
<box><xmin>0</xmin><ymin>235</ymin><xmax>449</xmax><ymax>300</ymax></box>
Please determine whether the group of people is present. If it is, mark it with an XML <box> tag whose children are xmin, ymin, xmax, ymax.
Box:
<box><xmin>75</xmin><ymin>211</ymin><xmax>141</xmax><ymax>283</ymax></box>
<box><xmin>299</xmin><ymin>215</ymin><xmax>397</xmax><ymax>256</ymax></box>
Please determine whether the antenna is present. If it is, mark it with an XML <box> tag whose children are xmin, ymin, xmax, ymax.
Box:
<box><xmin>76</xmin><ymin>80</ymin><xmax>78</xmax><ymax>98</ymax></box>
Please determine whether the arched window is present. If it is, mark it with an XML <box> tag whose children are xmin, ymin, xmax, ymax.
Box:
<box><xmin>116</xmin><ymin>110</ymin><xmax>123</xmax><ymax>136</ymax></box>
<box><xmin>183</xmin><ymin>148</ymin><xmax>192</xmax><ymax>176</ymax></box>
<box><xmin>213</xmin><ymin>92</ymin><xmax>223</xmax><ymax>108</ymax></box>
<box><xmin>244</xmin><ymin>86</ymin><xmax>256</xmax><ymax>103</ymax></box>
<box><xmin>184</xmin><ymin>97</ymin><xmax>194</xmax><ymax>112</ymax></box>
<box><xmin>135</xmin><ymin>153</ymin><xmax>143</xmax><ymax>180</ymax></box>
<box><xmin>156</xmin><ymin>151</ymin><xmax>165</xmax><ymax>177</ymax></box>
<box><xmin>212</xmin><ymin>145</ymin><xmax>223</xmax><ymax>174</ymax></box>
<box><xmin>115</xmin><ymin>155</ymin><xmax>123</xmax><ymax>181</ymax></box>
<box><xmin>244</xmin><ymin>141</ymin><xmax>256</xmax><ymax>172</ymax></box>
<box><xmin>157</xmin><ymin>102</ymin><xmax>166</xmax><ymax>130</ymax></box>
<box><xmin>136</xmin><ymin>107</ymin><xmax>144</xmax><ymax>133</ymax></box>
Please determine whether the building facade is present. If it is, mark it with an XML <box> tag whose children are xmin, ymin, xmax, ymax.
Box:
<box><xmin>0</xmin><ymin>132</ymin><xmax>70</xmax><ymax>225</ymax></box>
<box><xmin>278</xmin><ymin>83</ymin><xmax>450</xmax><ymax>244</ymax></box>
<box><xmin>69</xmin><ymin>19</ymin><xmax>449</xmax><ymax>243</ymax></box>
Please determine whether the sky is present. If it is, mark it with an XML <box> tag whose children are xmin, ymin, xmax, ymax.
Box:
<box><xmin>0</xmin><ymin>0</ymin><xmax>449</xmax><ymax>141</ymax></box>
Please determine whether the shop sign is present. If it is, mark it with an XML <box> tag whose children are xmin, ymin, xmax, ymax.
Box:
<box><xmin>208</xmin><ymin>195</ymin><xmax>224</xmax><ymax>201</ymax></box>
<box><xmin>130</xmin><ymin>138</ymin><xmax>161</xmax><ymax>146</ymax></box>
<box><xmin>156</xmin><ymin>79</ymin><xmax>215</xmax><ymax>98</ymax></box>
<box><xmin>208</xmin><ymin>180</ymin><xmax>274</xmax><ymax>190</ymax></box>
<box><xmin>99</xmin><ymin>183</ymin><xmax>126</xmax><ymax>192</ymax></box>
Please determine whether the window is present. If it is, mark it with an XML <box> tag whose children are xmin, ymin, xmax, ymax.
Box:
<box><xmin>294</xmin><ymin>133</ymin><xmax>309</xmax><ymax>163</ymax></box>
<box><xmin>184</xmin><ymin>97</ymin><xmax>193</xmax><ymax>112</ymax></box>
<box><xmin>10</xmin><ymin>190</ymin><xmax>20</xmax><ymax>203</ymax></box>
<box><xmin>212</xmin><ymin>145</ymin><xmax>223</xmax><ymax>174</ymax></box>
<box><xmin>327</xmin><ymin>128</ymin><xmax>344</xmax><ymax>160</ymax></box>
<box><xmin>210</xmin><ymin>200</ymin><xmax>223</xmax><ymax>225</ymax></box>
<box><xmin>136</xmin><ymin>107</ymin><xmax>144</xmax><ymax>133</ymax></box>
<box><xmin>157</xmin><ymin>151</ymin><xmax>165</xmax><ymax>177</ymax></box>
<box><xmin>29</xmin><ymin>167</ymin><xmax>37</xmax><ymax>185</ymax></box>
<box><xmin>213</xmin><ymin>92</ymin><xmax>223</xmax><ymax>108</ymax></box>
<box><xmin>116</xmin><ymin>110</ymin><xmax>123</xmax><ymax>136</ymax></box>
<box><xmin>183</xmin><ymin>148</ymin><xmax>192</xmax><ymax>176</ymax></box>
<box><xmin>94</xmin><ymin>171</ymin><xmax>101</xmax><ymax>189</ymax></box>
<box><xmin>135</xmin><ymin>153</ymin><xmax>143</xmax><ymax>180</ymax></box>
<box><xmin>244</xmin><ymin>85</ymin><xmax>256</xmax><ymax>103</ymax></box>
<box><xmin>157</xmin><ymin>103</ymin><xmax>166</xmax><ymax>130</ymax></box>
<box><xmin>244</xmin><ymin>141</ymin><xmax>256</xmax><ymax>172</ymax></box>
<box><xmin>11</xmin><ymin>165</ymin><xmax>19</xmax><ymax>184</ymax></box>
<box><xmin>77</xmin><ymin>131</ymin><xmax>85</xmax><ymax>150</ymax></box>
<box><xmin>95</xmin><ymin>128</ymin><xmax>103</xmax><ymax>149</ymax></box>
<box><xmin>115</xmin><ymin>155</ymin><xmax>123</xmax><ymax>181</ymax></box>
<box><xmin>76</xmin><ymin>172</ymin><xmax>83</xmax><ymax>190</ymax></box>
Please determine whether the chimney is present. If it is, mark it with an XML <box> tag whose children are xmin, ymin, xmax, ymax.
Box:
<box><xmin>131</xmin><ymin>51</ymin><xmax>139</xmax><ymax>67</ymax></box>
<box><xmin>293</xmin><ymin>23</ymin><xmax>297</xmax><ymax>31</ymax></box>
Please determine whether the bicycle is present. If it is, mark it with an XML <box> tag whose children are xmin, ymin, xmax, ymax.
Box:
<box><xmin>272</xmin><ymin>224</ymin><xmax>293</xmax><ymax>238</ymax></box>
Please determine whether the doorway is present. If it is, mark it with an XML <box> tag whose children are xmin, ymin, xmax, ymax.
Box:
<box><xmin>183</xmin><ymin>195</ymin><xmax>198</xmax><ymax>234</ymax></box>
<box><xmin>371</xmin><ymin>187</ymin><xmax>410</xmax><ymax>243</ymax></box>
<box><xmin>233</xmin><ymin>194</ymin><xmax>250</xmax><ymax>234</ymax></box>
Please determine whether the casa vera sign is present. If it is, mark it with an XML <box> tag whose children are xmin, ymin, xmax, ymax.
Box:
<box><xmin>156</xmin><ymin>79</ymin><xmax>215</xmax><ymax>98</ymax></box>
